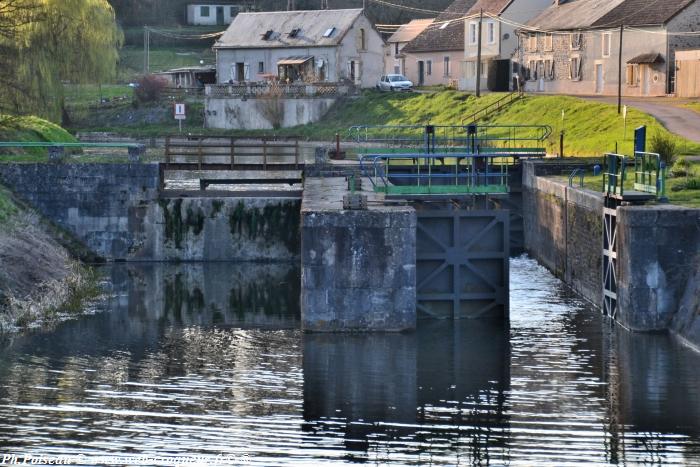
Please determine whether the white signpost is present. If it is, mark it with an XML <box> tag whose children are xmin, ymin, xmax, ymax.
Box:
<box><xmin>174</xmin><ymin>103</ymin><xmax>186</xmax><ymax>133</ymax></box>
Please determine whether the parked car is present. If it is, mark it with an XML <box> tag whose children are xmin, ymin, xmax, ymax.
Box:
<box><xmin>377</xmin><ymin>74</ymin><xmax>413</xmax><ymax>91</ymax></box>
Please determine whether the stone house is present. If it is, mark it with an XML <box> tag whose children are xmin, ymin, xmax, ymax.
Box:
<box><xmin>213</xmin><ymin>9</ymin><xmax>384</xmax><ymax>88</ymax></box>
<box><xmin>384</xmin><ymin>19</ymin><xmax>434</xmax><ymax>76</ymax></box>
<box><xmin>186</xmin><ymin>2</ymin><xmax>247</xmax><ymax>25</ymax></box>
<box><xmin>401</xmin><ymin>0</ymin><xmax>479</xmax><ymax>87</ymax></box>
<box><xmin>459</xmin><ymin>0</ymin><xmax>552</xmax><ymax>92</ymax></box>
<box><xmin>517</xmin><ymin>0</ymin><xmax>700</xmax><ymax>96</ymax></box>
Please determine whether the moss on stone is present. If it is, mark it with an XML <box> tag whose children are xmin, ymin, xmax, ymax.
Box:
<box><xmin>160</xmin><ymin>199</ymin><xmax>206</xmax><ymax>249</ymax></box>
<box><xmin>227</xmin><ymin>200</ymin><xmax>300</xmax><ymax>252</ymax></box>
<box><xmin>210</xmin><ymin>200</ymin><xmax>224</xmax><ymax>219</ymax></box>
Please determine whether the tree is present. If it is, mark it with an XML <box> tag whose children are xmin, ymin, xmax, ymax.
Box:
<box><xmin>0</xmin><ymin>0</ymin><xmax>122</xmax><ymax>119</ymax></box>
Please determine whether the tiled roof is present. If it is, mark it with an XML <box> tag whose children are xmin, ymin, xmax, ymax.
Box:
<box><xmin>402</xmin><ymin>0</ymin><xmax>479</xmax><ymax>53</ymax></box>
<box><xmin>214</xmin><ymin>8</ymin><xmax>363</xmax><ymax>48</ymax></box>
<box><xmin>387</xmin><ymin>19</ymin><xmax>434</xmax><ymax>43</ymax></box>
<box><xmin>526</xmin><ymin>0</ymin><xmax>625</xmax><ymax>30</ymax></box>
<box><xmin>592</xmin><ymin>0</ymin><xmax>695</xmax><ymax>27</ymax></box>
<box><xmin>466</xmin><ymin>0</ymin><xmax>513</xmax><ymax>16</ymax></box>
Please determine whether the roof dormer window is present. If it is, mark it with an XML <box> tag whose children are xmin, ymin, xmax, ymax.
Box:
<box><xmin>262</xmin><ymin>30</ymin><xmax>274</xmax><ymax>40</ymax></box>
<box><xmin>289</xmin><ymin>28</ymin><xmax>301</xmax><ymax>38</ymax></box>
<box><xmin>323</xmin><ymin>27</ymin><xmax>336</xmax><ymax>38</ymax></box>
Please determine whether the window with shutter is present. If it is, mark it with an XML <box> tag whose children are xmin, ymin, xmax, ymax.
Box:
<box><xmin>544</xmin><ymin>34</ymin><xmax>553</xmax><ymax>51</ymax></box>
<box><xmin>570</xmin><ymin>33</ymin><xmax>582</xmax><ymax>50</ymax></box>
<box><xmin>602</xmin><ymin>32</ymin><xmax>611</xmax><ymax>57</ymax></box>
<box><xmin>244</xmin><ymin>64</ymin><xmax>250</xmax><ymax>81</ymax></box>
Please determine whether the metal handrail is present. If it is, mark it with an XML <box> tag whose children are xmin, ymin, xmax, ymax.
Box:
<box><xmin>0</xmin><ymin>141</ymin><xmax>142</xmax><ymax>149</ymax></box>
<box><xmin>348</xmin><ymin>124</ymin><xmax>552</xmax><ymax>149</ymax></box>
<box><xmin>633</xmin><ymin>151</ymin><xmax>661</xmax><ymax>195</ymax></box>
<box><xmin>360</xmin><ymin>152</ymin><xmax>510</xmax><ymax>195</ymax></box>
<box><xmin>460</xmin><ymin>90</ymin><xmax>524</xmax><ymax>125</ymax></box>
<box><xmin>568</xmin><ymin>168</ymin><xmax>585</xmax><ymax>188</ymax></box>
<box><xmin>603</xmin><ymin>153</ymin><xmax>627</xmax><ymax>197</ymax></box>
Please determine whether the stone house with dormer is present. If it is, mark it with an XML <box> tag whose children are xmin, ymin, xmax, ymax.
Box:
<box><xmin>517</xmin><ymin>0</ymin><xmax>700</xmax><ymax>96</ymax></box>
<box><xmin>459</xmin><ymin>0</ymin><xmax>552</xmax><ymax>92</ymax></box>
<box><xmin>213</xmin><ymin>9</ymin><xmax>384</xmax><ymax>88</ymax></box>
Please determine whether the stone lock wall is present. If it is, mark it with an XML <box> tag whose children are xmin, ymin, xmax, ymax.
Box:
<box><xmin>0</xmin><ymin>163</ymin><xmax>159</xmax><ymax>260</ymax></box>
<box><xmin>0</xmin><ymin>163</ymin><xmax>301</xmax><ymax>262</ymax></box>
<box><xmin>522</xmin><ymin>161</ymin><xmax>700</xmax><ymax>351</ymax></box>
<box><xmin>139</xmin><ymin>197</ymin><xmax>301</xmax><ymax>261</ymax></box>
<box><xmin>522</xmin><ymin>161</ymin><xmax>603</xmax><ymax>307</ymax></box>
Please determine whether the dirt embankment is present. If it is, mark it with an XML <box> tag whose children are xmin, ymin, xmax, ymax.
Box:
<box><xmin>0</xmin><ymin>188</ymin><xmax>99</xmax><ymax>331</ymax></box>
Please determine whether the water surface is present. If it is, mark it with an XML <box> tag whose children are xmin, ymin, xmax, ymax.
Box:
<box><xmin>0</xmin><ymin>257</ymin><xmax>699</xmax><ymax>465</ymax></box>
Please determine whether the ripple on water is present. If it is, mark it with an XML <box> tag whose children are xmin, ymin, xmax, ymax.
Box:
<box><xmin>0</xmin><ymin>259</ymin><xmax>698</xmax><ymax>465</ymax></box>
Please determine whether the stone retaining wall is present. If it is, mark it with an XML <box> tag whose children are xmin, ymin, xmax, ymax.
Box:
<box><xmin>522</xmin><ymin>160</ymin><xmax>700</xmax><ymax>351</ymax></box>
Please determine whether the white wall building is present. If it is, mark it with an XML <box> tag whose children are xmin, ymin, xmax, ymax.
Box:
<box><xmin>459</xmin><ymin>0</ymin><xmax>551</xmax><ymax>92</ymax></box>
<box><xmin>186</xmin><ymin>2</ymin><xmax>243</xmax><ymax>26</ymax></box>
<box><xmin>213</xmin><ymin>9</ymin><xmax>385</xmax><ymax>88</ymax></box>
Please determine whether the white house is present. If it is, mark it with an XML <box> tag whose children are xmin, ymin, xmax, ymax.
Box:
<box><xmin>213</xmin><ymin>9</ymin><xmax>385</xmax><ymax>88</ymax></box>
<box><xmin>186</xmin><ymin>2</ymin><xmax>244</xmax><ymax>26</ymax></box>
<box><xmin>384</xmin><ymin>19</ymin><xmax>433</xmax><ymax>76</ymax></box>
<box><xmin>459</xmin><ymin>0</ymin><xmax>552</xmax><ymax>92</ymax></box>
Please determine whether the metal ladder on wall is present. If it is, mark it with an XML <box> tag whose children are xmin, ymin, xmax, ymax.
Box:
<box><xmin>601</xmin><ymin>152</ymin><xmax>665</xmax><ymax>319</ymax></box>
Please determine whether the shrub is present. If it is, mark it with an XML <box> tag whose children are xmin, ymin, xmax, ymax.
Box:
<box><xmin>134</xmin><ymin>75</ymin><xmax>169</xmax><ymax>103</ymax></box>
<box><xmin>650</xmin><ymin>131</ymin><xmax>678</xmax><ymax>165</ymax></box>
<box><xmin>256</xmin><ymin>81</ymin><xmax>285</xmax><ymax>129</ymax></box>
<box><xmin>670</xmin><ymin>156</ymin><xmax>689</xmax><ymax>178</ymax></box>
<box><xmin>686</xmin><ymin>177</ymin><xmax>700</xmax><ymax>190</ymax></box>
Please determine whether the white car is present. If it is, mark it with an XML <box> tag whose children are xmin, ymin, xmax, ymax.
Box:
<box><xmin>377</xmin><ymin>74</ymin><xmax>414</xmax><ymax>92</ymax></box>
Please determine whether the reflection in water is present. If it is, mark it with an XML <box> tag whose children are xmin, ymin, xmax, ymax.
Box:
<box><xmin>303</xmin><ymin>321</ymin><xmax>509</xmax><ymax>463</ymax></box>
<box><xmin>0</xmin><ymin>258</ymin><xmax>698</xmax><ymax>465</ymax></box>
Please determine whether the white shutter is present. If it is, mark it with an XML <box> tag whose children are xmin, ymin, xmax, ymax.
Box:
<box><xmin>244</xmin><ymin>63</ymin><xmax>250</xmax><ymax>80</ymax></box>
<box><xmin>568</xmin><ymin>60</ymin><xmax>573</xmax><ymax>80</ymax></box>
<box><xmin>231</xmin><ymin>64</ymin><xmax>237</xmax><ymax>81</ymax></box>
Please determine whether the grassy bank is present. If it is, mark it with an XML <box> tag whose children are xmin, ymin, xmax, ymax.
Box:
<box><xmin>0</xmin><ymin>115</ymin><xmax>77</xmax><ymax>162</ymax></box>
<box><xmin>68</xmin><ymin>90</ymin><xmax>700</xmax><ymax>157</ymax></box>
<box><xmin>0</xmin><ymin>176</ymin><xmax>101</xmax><ymax>331</ymax></box>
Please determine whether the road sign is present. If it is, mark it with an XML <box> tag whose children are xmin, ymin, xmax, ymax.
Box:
<box><xmin>174</xmin><ymin>103</ymin><xmax>186</xmax><ymax>120</ymax></box>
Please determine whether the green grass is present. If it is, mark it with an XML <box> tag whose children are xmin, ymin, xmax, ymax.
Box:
<box><xmin>64</xmin><ymin>84</ymin><xmax>133</xmax><ymax>108</ymax></box>
<box><xmin>0</xmin><ymin>186</ymin><xmax>18</xmax><ymax>223</ymax></box>
<box><xmin>485</xmin><ymin>95</ymin><xmax>700</xmax><ymax>157</ymax></box>
<box><xmin>118</xmin><ymin>46</ymin><xmax>216</xmax><ymax>81</ymax></box>
<box><xmin>0</xmin><ymin>115</ymin><xmax>77</xmax><ymax>162</ymax></box>
<box><xmin>683</xmin><ymin>102</ymin><xmax>700</xmax><ymax>114</ymax></box>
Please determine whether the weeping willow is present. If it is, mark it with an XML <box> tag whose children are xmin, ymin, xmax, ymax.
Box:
<box><xmin>0</xmin><ymin>0</ymin><xmax>122</xmax><ymax>120</ymax></box>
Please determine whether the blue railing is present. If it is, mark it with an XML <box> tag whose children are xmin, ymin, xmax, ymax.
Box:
<box><xmin>359</xmin><ymin>152</ymin><xmax>510</xmax><ymax>195</ymax></box>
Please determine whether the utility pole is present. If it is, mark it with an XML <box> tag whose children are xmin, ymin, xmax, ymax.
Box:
<box><xmin>476</xmin><ymin>9</ymin><xmax>483</xmax><ymax>97</ymax></box>
<box><xmin>143</xmin><ymin>26</ymin><xmax>150</xmax><ymax>75</ymax></box>
<box><xmin>617</xmin><ymin>24</ymin><xmax>623</xmax><ymax>114</ymax></box>
<box><xmin>287</xmin><ymin>0</ymin><xmax>295</xmax><ymax>10</ymax></box>
<box><xmin>321</xmin><ymin>0</ymin><xmax>328</xmax><ymax>8</ymax></box>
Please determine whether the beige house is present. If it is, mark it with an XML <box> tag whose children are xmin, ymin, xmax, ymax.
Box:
<box><xmin>384</xmin><ymin>19</ymin><xmax>433</xmax><ymax>76</ymax></box>
<box><xmin>402</xmin><ymin>0</ymin><xmax>479</xmax><ymax>87</ymax></box>
<box><xmin>213</xmin><ymin>9</ymin><xmax>384</xmax><ymax>88</ymax></box>
<box><xmin>517</xmin><ymin>0</ymin><xmax>700</xmax><ymax>96</ymax></box>
<box><xmin>459</xmin><ymin>0</ymin><xmax>552</xmax><ymax>92</ymax></box>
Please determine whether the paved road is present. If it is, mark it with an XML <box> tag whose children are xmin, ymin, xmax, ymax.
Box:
<box><xmin>582</xmin><ymin>96</ymin><xmax>700</xmax><ymax>144</ymax></box>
